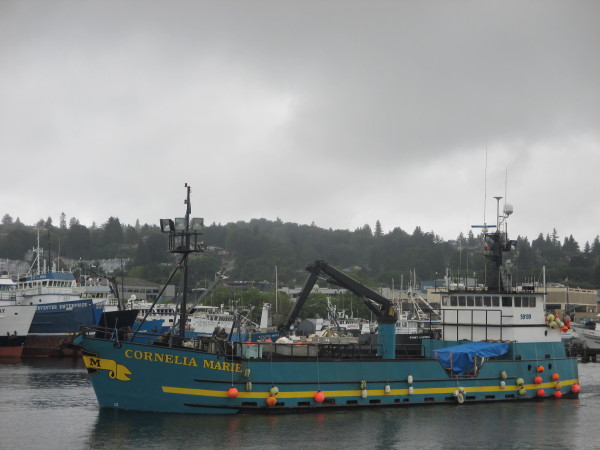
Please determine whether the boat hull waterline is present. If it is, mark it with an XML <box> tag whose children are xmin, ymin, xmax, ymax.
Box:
<box><xmin>74</xmin><ymin>335</ymin><xmax>579</xmax><ymax>414</ymax></box>
<box><xmin>0</xmin><ymin>304</ymin><xmax>37</xmax><ymax>357</ymax></box>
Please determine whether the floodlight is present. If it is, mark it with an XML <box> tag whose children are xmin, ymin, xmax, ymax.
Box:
<box><xmin>191</xmin><ymin>218</ymin><xmax>204</xmax><ymax>232</ymax></box>
<box><xmin>174</xmin><ymin>218</ymin><xmax>186</xmax><ymax>231</ymax></box>
<box><xmin>160</xmin><ymin>219</ymin><xmax>174</xmax><ymax>233</ymax></box>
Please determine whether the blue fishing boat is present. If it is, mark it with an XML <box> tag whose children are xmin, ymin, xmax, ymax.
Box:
<box><xmin>73</xmin><ymin>185</ymin><xmax>580</xmax><ymax>414</ymax></box>
<box><xmin>14</xmin><ymin>239</ymin><xmax>137</xmax><ymax>356</ymax></box>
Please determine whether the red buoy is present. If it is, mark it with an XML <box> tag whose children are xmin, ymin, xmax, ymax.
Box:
<box><xmin>571</xmin><ymin>384</ymin><xmax>581</xmax><ymax>394</ymax></box>
<box><xmin>227</xmin><ymin>387</ymin><xmax>239</xmax><ymax>398</ymax></box>
<box><xmin>266</xmin><ymin>396</ymin><xmax>277</xmax><ymax>406</ymax></box>
<box><xmin>314</xmin><ymin>391</ymin><xmax>325</xmax><ymax>403</ymax></box>
<box><xmin>536</xmin><ymin>365</ymin><xmax>545</xmax><ymax>373</ymax></box>
<box><xmin>534</xmin><ymin>376</ymin><xmax>543</xmax><ymax>385</ymax></box>
<box><xmin>536</xmin><ymin>389</ymin><xmax>545</xmax><ymax>397</ymax></box>
<box><xmin>554</xmin><ymin>390</ymin><xmax>563</xmax><ymax>399</ymax></box>
<box><xmin>551</xmin><ymin>373</ymin><xmax>560</xmax><ymax>381</ymax></box>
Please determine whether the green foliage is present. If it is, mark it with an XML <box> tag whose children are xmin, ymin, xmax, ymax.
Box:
<box><xmin>0</xmin><ymin>214</ymin><xmax>599</xmax><ymax>289</ymax></box>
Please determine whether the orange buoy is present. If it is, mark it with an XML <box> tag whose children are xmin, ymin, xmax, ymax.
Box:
<box><xmin>536</xmin><ymin>389</ymin><xmax>545</xmax><ymax>397</ymax></box>
<box><xmin>266</xmin><ymin>396</ymin><xmax>277</xmax><ymax>406</ymax></box>
<box><xmin>551</xmin><ymin>373</ymin><xmax>560</xmax><ymax>381</ymax></box>
<box><xmin>554</xmin><ymin>390</ymin><xmax>563</xmax><ymax>399</ymax></box>
<box><xmin>534</xmin><ymin>376</ymin><xmax>543</xmax><ymax>385</ymax></box>
<box><xmin>314</xmin><ymin>391</ymin><xmax>325</xmax><ymax>403</ymax></box>
<box><xmin>571</xmin><ymin>384</ymin><xmax>581</xmax><ymax>394</ymax></box>
<box><xmin>228</xmin><ymin>387</ymin><xmax>239</xmax><ymax>398</ymax></box>
<box><xmin>536</xmin><ymin>365</ymin><xmax>544</xmax><ymax>373</ymax></box>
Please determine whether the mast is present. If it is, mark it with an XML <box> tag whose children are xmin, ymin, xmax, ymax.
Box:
<box><xmin>180</xmin><ymin>185</ymin><xmax>191</xmax><ymax>338</ymax></box>
<box><xmin>159</xmin><ymin>183</ymin><xmax>205</xmax><ymax>340</ymax></box>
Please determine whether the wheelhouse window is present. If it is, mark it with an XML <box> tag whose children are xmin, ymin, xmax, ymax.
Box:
<box><xmin>529</xmin><ymin>297</ymin><xmax>536</xmax><ymax>307</ymax></box>
<box><xmin>475</xmin><ymin>296</ymin><xmax>483</xmax><ymax>307</ymax></box>
<box><xmin>492</xmin><ymin>297</ymin><xmax>500</xmax><ymax>307</ymax></box>
<box><xmin>502</xmin><ymin>296</ymin><xmax>512</xmax><ymax>307</ymax></box>
<box><xmin>458</xmin><ymin>296</ymin><xmax>466</xmax><ymax>307</ymax></box>
<box><xmin>514</xmin><ymin>296</ymin><xmax>522</xmax><ymax>307</ymax></box>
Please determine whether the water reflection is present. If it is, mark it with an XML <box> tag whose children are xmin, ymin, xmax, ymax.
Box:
<box><xmin>1</xmin><ymin>359</ymin><xmax>598</xmax><ymax>450</ymax></box>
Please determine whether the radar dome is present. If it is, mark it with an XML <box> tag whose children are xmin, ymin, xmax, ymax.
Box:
<box><xmin>504</xmin><ymin>203</ymin><xmax>514</xmax><ymax>216</ymax></box>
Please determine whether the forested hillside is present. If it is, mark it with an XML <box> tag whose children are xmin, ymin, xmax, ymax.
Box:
<box><xmin>1</xmin><ymin>213</ymin><xmax>600</xmax><ymax>290</ymax></box>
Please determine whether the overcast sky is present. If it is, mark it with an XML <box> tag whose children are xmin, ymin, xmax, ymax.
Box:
<box><xmin>1</xmin><ymin>1</ymin><xmax>599</xmax><ymax>246</ymax></box>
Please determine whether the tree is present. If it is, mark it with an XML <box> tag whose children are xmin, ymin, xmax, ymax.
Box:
<box><xmin>375</xmin><ymin>220</ymin><xmax>383</xmax><ymax>238</ymax></box>
<box><xmin>2</xmin><ymin>214</ymin><xmax>13</xmax><ymax>225</ymax></box>
<box><xmin>60</xmin><ymin>212</ymin><xmax>67</xmax><ymax>230</ymax></box>
<box><xmin>550</xmin><ymin>228</ymin><xmax>561</xmax><ymax>247</ymax></box>
<box><xmin>102</xmin><ymin>217</ymin><xmax>124</xmax><ymax>246</ymax></box>
<box><xmin>563</xmin><ymin>235</ymin><xmax>580</xmax><ymax>258</ymax></box>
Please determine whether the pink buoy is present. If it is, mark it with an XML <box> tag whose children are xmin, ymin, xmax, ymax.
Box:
<box><xmin>314</xmin><ymin>391</ymin><xmax>325</xmax><ymax>403</ymax></box>
<box><xmin>227</xmin><ymin>387</ymin><xmax>239</xmax><ymax>398</ymax></box>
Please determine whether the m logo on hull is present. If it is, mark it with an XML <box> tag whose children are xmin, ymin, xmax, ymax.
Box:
<box><xmin>83</xmin><ymin>355</ymin><xmax>132</xmax><ymax>381</ymax></box>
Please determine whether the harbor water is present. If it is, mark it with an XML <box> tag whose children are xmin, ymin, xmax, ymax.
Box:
<box><xmin>1</xmin><ymin>358</ymin><xmax>599</xmax><ymax>450</ymax></box>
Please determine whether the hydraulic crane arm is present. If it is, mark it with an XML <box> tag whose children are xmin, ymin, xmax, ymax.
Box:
<box><xmin>279</xmin><ymin>260</ymin><xmax>397</xmax><ymax>336</ymax></box>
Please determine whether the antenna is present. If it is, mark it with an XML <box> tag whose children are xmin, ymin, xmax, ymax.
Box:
<box><xmin>504</xmin><ymin>167</ymin><xmax>508</xmax><ymax>207</ymax></box>
<box><xmin>483</xmin><ymin>143</ymin><xmax>488</xmax><ymax>226</ymax></box>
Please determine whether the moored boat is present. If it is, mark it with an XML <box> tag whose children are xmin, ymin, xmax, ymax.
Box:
<box><xmin>73</xmin><ymin>186</ymin><xmax>580</xmax><ymax>414</ymax></box>
<box><xmin>13</xmin><ymin>240</ymin><xmax>137</xmax><ymax>356</ymax></box>
<box><xmin>0</xmin><ymin>276</ymin><xmax>37</xmax><ymax>357</ymax></box>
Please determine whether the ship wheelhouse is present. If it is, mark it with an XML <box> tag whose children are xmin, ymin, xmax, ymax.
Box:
<box><xmin>440</xmin><ymin>290</ymin><xmax>555</xmax><ymax>343</ymax></box>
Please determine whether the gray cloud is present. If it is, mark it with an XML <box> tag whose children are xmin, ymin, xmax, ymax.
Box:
<box><xmin>1</xmin><ymin>0</ymin><xmax>599</xmax><ymax>246</ymax></box>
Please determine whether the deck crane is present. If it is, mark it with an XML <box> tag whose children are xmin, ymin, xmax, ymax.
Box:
<box><xmin>278</xmin><ymin>260</ymin><xmax>398</xmax><ymax>358</ymax></box>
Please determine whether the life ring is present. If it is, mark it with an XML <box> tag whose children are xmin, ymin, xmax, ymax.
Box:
<box><xmin>456</xmin><ymin>392</ymin><xmax>465</xmax><ymax>404</ymax></box>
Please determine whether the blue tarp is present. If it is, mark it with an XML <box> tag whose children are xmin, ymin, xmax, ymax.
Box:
<box><xmin>435</xmin><ymin>341</ymin><xmax>509</xmax><ymax>374</ymax></box>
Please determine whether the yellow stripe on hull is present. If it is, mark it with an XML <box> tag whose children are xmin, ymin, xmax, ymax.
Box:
<box><xmin>162</xmin><ymin>378</ymin><xmax>578</xmax><ymax>399</ymax></box>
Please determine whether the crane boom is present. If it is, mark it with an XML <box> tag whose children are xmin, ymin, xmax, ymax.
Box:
<box><xmin>279</xmin><ymin>260</ymin><xmax>397</xmax><ymax>336</ymax></box>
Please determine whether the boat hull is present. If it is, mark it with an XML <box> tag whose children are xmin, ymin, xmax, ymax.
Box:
<box><xmin>74</xmin><ymin>335</ymin><xmax>579</xmax><ymax>415</ymax></box>
<box><xmin>22</xmin><ymin>299</ymin><xmax>97</xmax><ymax>356</ymax></box>
<box><xmin>0</xmin><ymin>335</ymin><xmax>28</xmax><ymax>357</ymax></box>
<box><xmin>0</xmin><ymin>304</ymin><xmax>37</xmax><ymax>357</ymax></box>
<box><xmin>23</xmin><ymin>306</ymin><xmax>141</xmax><ymax>357</ymax></box>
